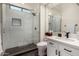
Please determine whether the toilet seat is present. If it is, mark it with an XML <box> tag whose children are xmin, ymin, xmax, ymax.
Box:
<box><xmin>37</xmin><ymin>41</ymin><xmax>47</xmax><ymax>46</ymax></box>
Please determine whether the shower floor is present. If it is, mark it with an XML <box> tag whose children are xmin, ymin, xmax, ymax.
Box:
<box><xmin>3</xmin><ymin>43</ymin><xmax>38</xmax><ymax>56</ymax></box>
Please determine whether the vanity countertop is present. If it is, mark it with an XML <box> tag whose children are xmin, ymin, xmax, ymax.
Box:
<box><xmin>46</xmin><ymin>36</ymin><xmax>79</xmax><ymax>49</ymax></box>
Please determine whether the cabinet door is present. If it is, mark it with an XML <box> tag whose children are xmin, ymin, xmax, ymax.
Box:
<box><xmin>59</xmin><ymin>44</ymin><xmax>79</xmax><ymax>56</ymax></box>
<box><xmin>47</xmin><ymin>41</ymin><xmax>58</xmax><ymax>56</ymax></box>
<box><xmin>59</xmin><ymin>45</ymin><xmax>65</xmax><ymax>56</ymax></box>
<box><xmin>59</xmin><ymin>44</ymin><xmax>71</xmax><ymax>56</ymax></box>
<box><xmin>59</xmin><ymin>49</ymin><xmax>72</xmax><ymax>56</ymax></box>
<box><xmin>61</xmin><ymin>52</ymin><xmax>71</xmax><ymax>56</ymax></box>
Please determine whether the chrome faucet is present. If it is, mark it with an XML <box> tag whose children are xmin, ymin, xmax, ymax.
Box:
<box><xmin>65</xmin><ymin>32</ymin><xmax>70</xmax><ymax>38</ymax></box>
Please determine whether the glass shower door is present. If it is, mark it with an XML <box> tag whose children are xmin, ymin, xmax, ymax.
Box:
<box><xmin>2</xmin><ymin>4</ymin><xmax>34</xmax><ymax>50</ymax></box>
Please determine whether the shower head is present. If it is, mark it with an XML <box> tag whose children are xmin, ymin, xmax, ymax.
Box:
<box><xmin>32</xmin><ymin>13</ymin><xmax>36</xmax><ymax>16</ymax></box>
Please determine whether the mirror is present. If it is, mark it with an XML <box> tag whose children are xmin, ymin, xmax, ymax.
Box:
<box><xmin>48</xmin><ymin>15</ymin><xmax>61</xmax><ymax>32</ymax></box>
<box><xmin>47</xmin><ymin>3</ymin><xmax>79</xmax><ymax>34</ymax></box>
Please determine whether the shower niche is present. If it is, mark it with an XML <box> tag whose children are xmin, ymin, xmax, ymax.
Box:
<box><xmin>12</xmin><ymin>18</ymin><xmax>21</xmax><ymax>26</ymax></box>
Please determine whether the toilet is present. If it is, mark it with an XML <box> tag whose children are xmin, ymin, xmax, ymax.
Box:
<box><xmin>37</xmin><ymin>41</ymin><xmax>47</xmax><ymax>56</ymax></box>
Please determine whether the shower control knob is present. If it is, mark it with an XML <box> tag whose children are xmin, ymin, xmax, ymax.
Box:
<box><xmin>34</xmin><ymin>27</ymin><xmax>37</xmax><ymax>30</ymax></box>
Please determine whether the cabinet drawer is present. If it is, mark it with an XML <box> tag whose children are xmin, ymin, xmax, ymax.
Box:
<box><xmin>47</xmin><ymin>41</ymin><xmax>57</xmax><ymax>47</ymax></box>
<box><xmin>60</xmin><ymin>45</ymin><xmax>79</xmax><ymax>56</ymax></box>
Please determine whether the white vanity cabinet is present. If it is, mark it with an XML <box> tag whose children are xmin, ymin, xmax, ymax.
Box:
<box><xmin>59</xmin><ymin>44</ymin><xmax>79</xmax><ymax>56</ymax></box>
<box><xmin>47</xmin><ymin>40</ymin><xmax>79</xmax><ymax>56</ymax></box>
<box><xmin>47</xmin><ymin>41</ymin><xmax>59</xmax><ymax>56</ymax></box>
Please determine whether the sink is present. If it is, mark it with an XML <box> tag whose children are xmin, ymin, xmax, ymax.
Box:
<box><xmin>66</xmin><ymin>38</ymin><xmax>76</xmax><ymax>41</ymax></box>
<box><xmin>55</xmin><ymin>37</ymin><xmax>75</xmax><ymax>41</ymax></box>
<box><xmin>63</xmin><ymin>38</ymin><xmax>78</xmax><ymax>42</ymax></box>
<box><xmin>52</xmin><ymin>36</ymin><xmax>79</xmax><ymax>42</ymax></box>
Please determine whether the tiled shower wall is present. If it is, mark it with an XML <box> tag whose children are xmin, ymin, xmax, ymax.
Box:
<box><xmin>2</xmin><ymin>4</ymin><xmax>39</xmax><ymax>50</ymax></box>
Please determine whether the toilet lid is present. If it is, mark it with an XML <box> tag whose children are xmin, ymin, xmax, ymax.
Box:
<box><xmin>37</xmin><ymin>42</ymin><xmax>47</xmax><ymax>46</ymax></box>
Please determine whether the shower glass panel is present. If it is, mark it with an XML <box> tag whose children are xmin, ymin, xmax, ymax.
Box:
<box><xmin>2</xmin><ymin>4</ymin><xmax>40</xmax><ymax>50</ymax></box>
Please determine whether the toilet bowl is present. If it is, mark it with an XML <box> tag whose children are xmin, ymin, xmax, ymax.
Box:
<box><xmin>37</xmin><ymin>41</ymin><xmax>47</xmax><ymax>56</ymax></box>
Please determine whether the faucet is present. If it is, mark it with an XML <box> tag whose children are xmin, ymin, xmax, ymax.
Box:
<box><xmin>65</xmin><ymin>32</ymin><xmax>70</xmax><ymax>38</ymax></box>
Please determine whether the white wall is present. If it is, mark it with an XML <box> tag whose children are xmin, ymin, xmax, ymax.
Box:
<box><xmin>40</xmin><ymin>5</ymin><xmax>53</xmax><ymax>41</ymax></box>
<box><xmin>40</xmin><ymin>5</ymin><xmax>46</xmax><ymax>41</ymax></box>
<box><xmin>51</xmin><ymin>8</ymin><xmax>61</xmax><ymax>16</ymax></box>
<box><xmin>61</xmin><ymin>3</ymin><xmax>79</xmax><ymax>33</ymax></box>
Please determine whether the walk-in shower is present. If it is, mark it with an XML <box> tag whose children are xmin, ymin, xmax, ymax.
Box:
<box><xmin>1</xmin><ymin>4</ymin><xmax>40</xmax><ymax>51</ymax></box>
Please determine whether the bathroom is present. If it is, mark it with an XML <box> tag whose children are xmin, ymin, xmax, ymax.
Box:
<box><xmin>0</xmin><ymin>3</ymin><xmax>79</xmax><ymax>56</ymax></box>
